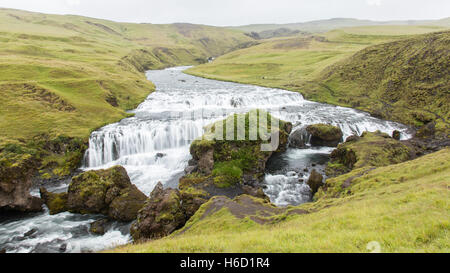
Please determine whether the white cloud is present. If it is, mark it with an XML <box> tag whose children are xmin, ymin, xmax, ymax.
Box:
<box><xmin>66</xmin><ymin>0</ymin><xmax>80</xmax><ymax>7</ymax></box>
<box><xmin>366</xmin><ymin>0</ymin><xmax>382</xmax><ymax>6</ymax></box>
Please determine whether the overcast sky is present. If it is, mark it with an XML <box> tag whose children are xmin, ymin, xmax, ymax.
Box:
<box><xmin>0</xmin><ymin>0</ymin><xmax>449</xmax><ymax>26</ymax></box>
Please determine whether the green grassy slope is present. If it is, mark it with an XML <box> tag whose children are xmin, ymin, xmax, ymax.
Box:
<box><xmin>0</xmin><ymin>8</ymin><xmax>254</xmax><ymax>175</ymax></box>
<box><xmin>110</xmin><ymin>148</ymin><xmax>450</xmax><ymax>253</ymax></box>
<box><xmin>231</xmin><ymin>18</ymin><xmax>449</xmax><ymax>33</ymax></box>
<box><xmin>317</xmin><ymin>31</ymin><xmax>449</xmax><ymax>133</ymax></box>
<box><xmin>0</xmin><ymin>8</ymin><xmax>253</xmax><ymax>142</ymax></box>
<box><xmin>187</xmin><ymin>28</ymin><xmax>450</xmax><ymax>136</ymax></box>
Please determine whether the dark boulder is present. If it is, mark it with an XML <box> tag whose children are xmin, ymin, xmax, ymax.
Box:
<box><xmin>307</xmin><ymin>169</ymin><xmax>323</xmax><ymax>195</ymax></box>
<box><xmin>89</xmin><ymin>219</ymin><xmax>110</xmax><ymax>235</ymax></box>
<box><xmin>306</xmin><ymin>124</ymin><xmax>343</xmax><ymax>147</ymax></box>
<box><xmin>345</xmin><ymin>135</ymin><xmax>360</xmax><ymax>143</ymax></box>
<box><xmin>67</xmin><ymin>166</ymin><xmax>147</xmax><ymax>222</ymax></box>
<box><xmin>392</xmin><ymin>130</ymin><xmax>401</xmax><ymax>140</ymax></box>
<box><xmin>289</xmin><ymin>127</ymin><xmax>309</xmax><ymax>148</ymax></box>
<box><xmin>39</xmin><ymin>188</ymin><xmax>68</xmax><ymax>215</ymax></box>
<box><xmin>130</xmin><ymin>182</ymin><xmax>186</xmax><ymax>241</ymax></box>
<box><xmin>0</xmin><ymin>154</ymin><xmax>43</xmax><ymax>212</ymax></box>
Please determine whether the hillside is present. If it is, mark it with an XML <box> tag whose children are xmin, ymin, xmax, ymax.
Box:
<box><xmin>231</xmin><ymin>17</ymin><xmax>449</xmax><ymax>33</ymax></box>
<box><xmin>317</xmin><ymin>31</ymin><xmax>450</xmax><ymax>135</ymax></box>
<box><xmin>0</xmin><ymin>8</ymin><xmax>253</xmax><ymax>178</ymax></box>
<box><xmin>187</xmin><ymin>29</ymin><xmax>450</xmax><ymax>137</ymax></box>
<box><xmin>110</xmin><ymin>148</ymin><xmax>450</xmax><ymax>253</ymax></box>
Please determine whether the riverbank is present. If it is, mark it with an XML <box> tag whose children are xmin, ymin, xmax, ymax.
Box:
<box><xmin>109</xmin><ymin>147</ymin><xmax>450</xmax><ymax>253</ymax></box>
<box><xmin>1</xmin><ymin>67</ymin><xmax>413</xmax><ymax>253</ymax></box>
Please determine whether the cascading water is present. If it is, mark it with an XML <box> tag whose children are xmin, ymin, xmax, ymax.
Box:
<box><xmin>0</xmin><ymin>66</ymin><xmax>412</xmax><ymax>253</ymax></box>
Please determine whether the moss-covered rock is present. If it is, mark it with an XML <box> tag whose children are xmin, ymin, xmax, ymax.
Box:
<box><xmin>89</xmin><ymin>219</ymin><xmax>110</xmax><ymax>235</ymax></box>
<box><xmin>189</xmin><ymin>110</ymin><xmax>291</xmax><ymax>188</ymax></box>
<box><xmin>67</xmin><ymin>166</ymin><xmax>147</xmax><ymax>221</ymax></box>
<box><xmin>175</xmin><ymin>195</ymin><xmax>309</xmax><ymax>234</ymax></box>
<box><xmin>182</xmin><ymin>110</ymin><xmax>291</xmax><ymax>206</ymax></box>
<box><xmin>0</xmin><ymin>153</ymin><xmax>43</xmax><ymax>212</ymax></box>
<box><xmin>306</xmin><ymin>124</ymin><xmax>343</xmax><ymax>147</ymax></box>
<box><xmin>326</xmin><ymin>131</ymin><xmax>412</xmax><ymax>176</ymax></box>
<box><xmin>130</xmin><ymin>111</ymin><xmax>292</xmax><ymax>241</ymax></box>
<box><xmin>39</xmin><ymin>188</ymin><xmax>68</xmax><ymax>215</ymax></box>
<box><xmin>131</xmin><ymin>182</ymin><xmax>186</xmax><ymax>241</ymax></box>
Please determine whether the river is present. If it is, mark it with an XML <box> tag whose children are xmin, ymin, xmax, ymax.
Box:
<box><xmin>0</xmin><ymin>67</ymin><xmax>412</xmax><ymax>253</ymax></box>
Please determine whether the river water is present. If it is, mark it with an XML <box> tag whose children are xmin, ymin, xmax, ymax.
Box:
<box><xmin>0</xmin><ymin>67</ymin><xmax>412</xmax><ymax>253</ymax></box>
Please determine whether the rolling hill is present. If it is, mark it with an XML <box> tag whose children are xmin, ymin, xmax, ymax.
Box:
<box><xmin>230</xmin><ymin>17</ymin><xmax>450</xmax><ymax>33</ymax></box>
<box><xmin>0</xmin><ymin>8</ymin><xmax>254</xmax><ymax>177</ymax></box>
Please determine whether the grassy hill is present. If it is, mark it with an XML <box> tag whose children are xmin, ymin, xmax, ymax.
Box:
<box><xmin>187</xmin><ymin>28</ymin><xmax>450</xmax><ymax>136</ymax></box>
<box><xmin>110</xmin><ymin>148</ymin><xmax>450</xmax><ymax>253</ymax></box>
<box><xmin>316</xmin><ymin>31</ymin><xmax>449</xmax><ymax>134</ymax></box>
<box><xmin>0</xmin><ymin>8</ymin><xmax>254</xmax><ymax>176</ymax></box>
<box><xmin>230</xmin><ymin>17</ymin><xmax>449</xmax><ymax>33</ymax></box>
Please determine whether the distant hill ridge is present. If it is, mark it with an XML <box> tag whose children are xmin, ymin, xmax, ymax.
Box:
<box><xmin>230</xmin><ymin>17</ymin><xmax>450</xmax><ymax>33</ymax></box>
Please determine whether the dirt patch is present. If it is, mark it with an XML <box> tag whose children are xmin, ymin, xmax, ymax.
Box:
<box><xmin>199</xmin><ymin>195</ymin><xmax>308</xmax><ymax>225</ymax></box>
<box><xmin>85</xmin><ymin>21</ymin><xmax>121</xmax><ymax>36</ymax></box>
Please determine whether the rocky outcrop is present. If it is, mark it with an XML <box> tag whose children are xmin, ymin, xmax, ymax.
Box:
<box><xmin>39</xmin><ymin>188</ymin><xmax>68</xmax><ymax>215</ymax></box>
<box><xmin>131</xmin><ymin>182</ymin><xmax>186</xmax><ymax>241</ymax></box>
<box><xmin>186</xmin><ymin>111</ymin><xmax>292</xmax><ymax>199</ymax></box>
<box><xmin>289</xmin><ymin>127</ymin><xmax>309</xmax><ymax>148</ymax></box>
<box><xmin>0</xmin><ymin>154</ymin><xmax>43</xmax><ymax>212</ymax></box>
<box><xmin>289</xmin><ymin>124</ymin><xmax>343</xmax><ymax>148</ymax></box>
<box><xmin>307</xmin><ymin>169</ymin><xmax>323</xmax><ymax>195</ymax></box>
<box><xmin>176</xmin><ymin>195</ymin><xmax>309</xmax><ymax>234</ymax></box>
<box><xmin>306</xmin><ymin>124</ymin><xmax>343</xmax><ymax>147</ymax></box>
<box><xmin>131</xmin><ymin>111</ymin><xmax>292</xmax><ymax>241</ymax></box>
<box><xmin>326</xmin><ymin>131</ymin><xmax>412</xmax><ymax>177</ymax></box>
<box><xmin>392</xmin><ymin>130</ymin><xmax>401</xmax><ymax>140</ymax></box>
<box><xmin>89</xmin><ymin>219</ymin><xmax>110</xmax><ymax>235</ymax></box>
<box><xmin>67</xmin><ymin>166</ymin><xmax>147</xmax><ymax>221</ymax></box>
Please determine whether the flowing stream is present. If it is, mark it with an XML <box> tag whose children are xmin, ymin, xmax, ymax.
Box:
<box><xmin>0</xmin><ymin>67</ymin><xmax>412</xmax><ymax>253</ymax></box>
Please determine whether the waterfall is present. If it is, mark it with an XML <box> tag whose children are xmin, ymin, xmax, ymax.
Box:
<box><xmin>82</xmin><ymin>67</ymin><xmax>412</xmax><ymax>197</ymax></box>
<box><xmin>1</xmin><ymin>66</ymin><xmax>413</xmax><ymax>253</ymax></box>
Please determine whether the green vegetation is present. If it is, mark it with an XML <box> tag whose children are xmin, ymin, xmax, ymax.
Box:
<box><xmin>187</xmin><ymin>28</ymin><xmax>450</xmax><ymax>137</ymax></box>
<box><xmin>108</xmin><ymin>148</ymin><xmax>450</xmax><ymax>253</ymax></box>
<box><xmin>326</xmin><ymin>131</ymin><xmax>412</xmax><ymax>174</ymax></box>
<box><xmin>190</xmin><ymin>110</ymin><xmax>291</xmax><ymax>188</ymax></box>
<box><xmin>0</xmin><ymin>8</ymin><xmax>253</xmax><ymax>177</ymax></box>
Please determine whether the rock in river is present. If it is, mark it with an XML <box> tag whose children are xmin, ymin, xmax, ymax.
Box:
<box><xmin>67</xmin><ymin>166</ymin><xmax>147</xmax><ymax>222</ymax></box>
<box><xmin>131</xmin><ymin>182</ymin><xmax>186</xmax><ymax>241</ymax></box>
<box><xmin>0</xmin><ymin>154</ymin><xmax>43</xmax><ymax>212</ymax></box>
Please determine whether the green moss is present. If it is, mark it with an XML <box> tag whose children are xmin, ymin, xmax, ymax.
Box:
<box><xmin>329</xmin><ymin>131</ymin><xmax>412</xmax><ymax>173</ymax></box>
<box><xmin>307</xmin><ymin>124</ymin><xmax>342</xmax><ymax>140</ymax></box>
<box><xmin>47</xmin><ymin>194</ymin><xmax>68</xmax><ymax>215</ymax></box>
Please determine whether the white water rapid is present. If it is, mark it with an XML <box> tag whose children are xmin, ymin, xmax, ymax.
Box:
<box><xmin>0</xmin><ymin>66</ymin><xmax>412</xmax><ymax>253</ymax></box>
